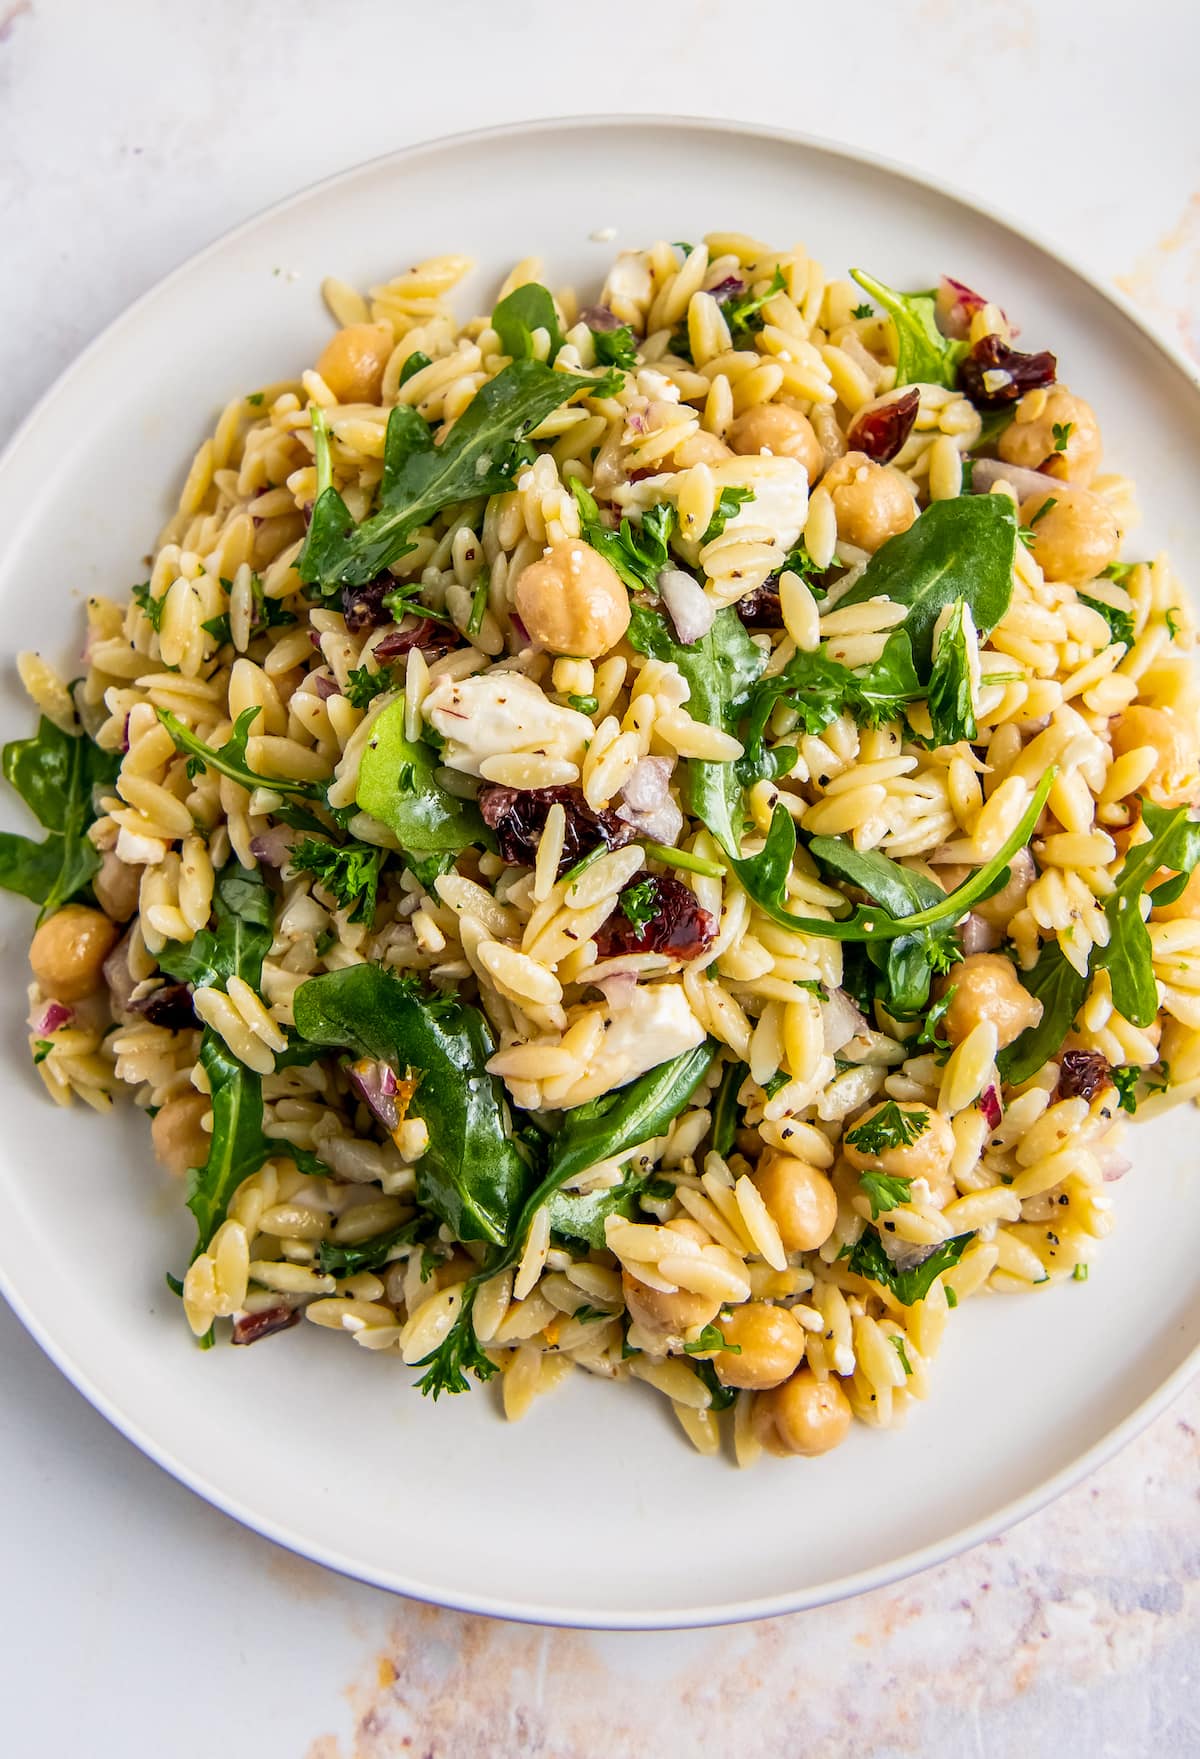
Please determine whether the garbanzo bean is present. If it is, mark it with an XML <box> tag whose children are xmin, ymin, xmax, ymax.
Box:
<box><xmin>29</xmin><ymin>904</ymin><xmax>119</xmax><ymax>1002</ymax></box>
<box><xmin>728</xmin><ymin>404</ymin><xmax>823</xmax><ymax>484</ymax></box>
<box><xmin>1018</xmin><ymin>485</ymin><xmax>1120</xmax><ymax>586</ymax></box>
<box><xmin>1111</xmin><ymin>705</ymin><xmax>1200</xmax><ymax>808</ymax></box>
<box><xmin>999</xmin><ymin>387</ymin><xmax>1102</xmax><ymax>485</ymax></box>
<box><xmin>752</xmin><ymin>1153</ymin><xmax>838</xmax><ymax>1252</ymax></box>
<box><xmin>314</xmin><ymin>322</ymin><xmax>394</xmax><ymax>404</ymax></box>
<box><xmin>820</xmin><ymin>451</ymin><xmax>916</xmax><ymax>552</ymax></box>
<box><xmin>671</xmin><ymin>429</ymin><xmax>733</xmax><ymax>468</ymax></box>
<box><xmin>150</xmin><ymin>1091</ymin><xmax>211</xmax><ymax>1178</ymax></box>
<box><xmin>93</xmin><ymin>850</ymin><xmax>141</xmax><ymax>922</ymax></box>
<box><xmin>514</xmin><ymin>538</ymin><xmax>631</xmax><ymax>659</ymax></box>
<box><xmin>621</xmin><ymin>1267</ymin><xmax>722</xmax><ymax>1338</ymax></box>
<box><xmin>752</xmin><ymin>1368</ymin><xmax>853</xmax><ymax>1457</ymax></box>
<box><xmin>712</xmin><ymin>1301</ymin><xmax>806</xmax><ymax>1390</ymax></box>
<box><xmin>842</xmin><ymin>1102</ymin><xmax>955</xmax><ymax>1187</ymax></box>
<box><xmin>939</xmin><ymin>952</ymin><xmax>1043</xmax><ymax>1050</ymax></box>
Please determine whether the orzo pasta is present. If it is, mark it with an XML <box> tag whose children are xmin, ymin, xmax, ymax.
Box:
<box><xmin>7</xmin><ymin>239</ymin><xmax>1199</xmax><ymax>1461</ymax></box>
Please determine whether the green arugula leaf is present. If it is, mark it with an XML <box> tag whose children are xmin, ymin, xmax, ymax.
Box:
<box><xmin>1096</xmin><ymin>799</ymin><xmax>1200</xmax><ymax>1026</ymax></box>
<box><xmin>572</xmin><ymin>481</ymin><xmax>678</xmax><ymax>594</ymax></box>
<box><xmin>926</xmin><ymin>599</ymin><xmax>978</xmax><ymax>745</ymax></box>
<box><xmin>492</xmin><ymin>283</ymin><xmax>564</xmax><ymax>362</ymax></box>
<box><xmin>298</xmin><ymin>360</ymin><xmax>619</xmax><ymax>593</ymax></box>
<box><xmin>847</xmin><ymin>1228</ymin><xmax>973</xmax><ymax>1305</ymax></box>
<box><xmin>289</xmin><ymin>837</ymin><xmax>386</xmax><ymax>924</ymax></box>
<box><xmin>739</xmin><ymin>629</ymin><xmax>921</xmax><ymax>763</ymax></box>
<box><xmin>723</xmin><ymin>267</ymin><xmax>787</xmax><ymax>343</ymax></box>
<box><xmin>398</xmin><ymin>350</ymin><xmax>433</xmax><ymax>388</ymax></box>
<box><xmin>157</xmin><ymin>706</ymin><xmax>322</xmax><ymax>801</ymax></box>
<box><xmin>834</xmin><ymin>496</ymin><xmax>1017</xmax><ymax>669</ymax></box>
<box><xmin>0</xmin><ymin>716</ymin><xmax>120</xmax><ymax>921</ymax></box>
<box><xmin>700</xmin><ymin>486</ymin><xmax>755</xmax><ymax>545</ymax></box>
<box><xmin>710</xmin><ymin>1059</ymin><xmax>746</xmax><ymax>1158</ymax></box>
<box><xmin>849</xmin><ymin>270</ymin><xmax>969</xmax><ymax>388</ymax></box>
<box><xmin>354</xmin><ymin>695</ymin><xmax>483</xmax><ymax>862</ymax></box>
<box><xmin>547</xmin><ymin>1165</ymin><xmax>667</xmax><ymax>1251</ymax></box>
<box><xmin>996</xmin><ymin>941</ymin><xmax>1090</xmax><ymax>1086</ymax></box>
<box><xmin>158</xmin><ymin>862</ymin><xmax>272</xmax><ymax>989</ymax></box>
<box><xmin>1079</xmin><ymin>592</ymin><xmax>1135</xmax><ymax>651</ymax></box>
<box><xmin>315</xmin><ymin>1219</ymin><xmax>424</xmax><ymax>1278</ymax></box>
<box><xmin>293</xmin><ymin>963</ymin><xmax>531</xmax><ymax>1246</ymax></box>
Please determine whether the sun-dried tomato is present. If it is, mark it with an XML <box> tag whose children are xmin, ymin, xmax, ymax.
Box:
<box><xmin>594</xmin><ymin>872</ymin><xmax>716</xmax><ymax>963</ymax></box>
<box><xmin>478</xmin><ymin>785</ymin><xmax>634</xmax><ymax>875</ymax></box>
<box><xmin>1057</xmin><ymin>1049</ymin><xmax>1112</xmax><ymax>1102</ymax></box>
<box><xmin>847</xmin><ymin>387</ymin><xmax>921</xmax><ymax>463</ymax></box>
<box><xmin>372</xmin><ymin>617</ymin><xmax>460</xmax><ymax>661</ymax></box>
<box><xmin>130</xmin><ymin>983</ymin><xmax>198</xmax><ymax>1030</ymax></box>
<box><xmin>341</xmin><ymin>578</ymin><xmax>394</xmax><ymax>632</ymax></box>
<box><xmin>959</xmin><ymin>334</ymin><xmax>1057</xmax><ymax>409</ymax></box>
<box><xmin>232</xmin><ymin>1305</ymin><xmax>302</xmax><ymax>1345</ymax></box>
<box><xmin>735</xmin><ymin>581</ymin><xmax>783</xmax><ymax>628</ymax></box>
<box><xmin>979</xmin><ymin>1084</ymin><xmax>1003</xmax><ymax>1130</ymax></box>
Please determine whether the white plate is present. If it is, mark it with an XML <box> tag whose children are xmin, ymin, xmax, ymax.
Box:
<box><xmin>2</xmin><ymin>117</ymin><xmax>1199</xmax><ymax>1630</ymax></box>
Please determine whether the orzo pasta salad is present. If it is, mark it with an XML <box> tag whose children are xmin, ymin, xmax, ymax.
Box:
<box><xmin>8</xmin><ymin>237</ymin><xmax>1199</xmax><ymax>1464</ymax></box>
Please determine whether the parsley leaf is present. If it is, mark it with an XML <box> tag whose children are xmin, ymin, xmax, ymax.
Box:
<box><xmin>847</xmin><ymin>1228</ymin><xmax>973</xmax><ymax>1305</ymax></box>
<box><xmin>315</xmin><ymin>1219</ymin><xmax>424</xmax><ymax>1278</ymax></box>
<box><xmin>290</xmin><ymin>837</ymin><xmax>386</xmax><ymax>923</ymax></box>
<box><xmin>700</xmin><ymin>486</ymin><xmax>755</xmax><ymax>545</ymax></box>
<box><xmin>1018</xmin><ymin>496</ymin><xmax>1057</xmax><ymax>549</ymax></box>
<box><xmin>1079</xmin><ymin>592</ymin><xmax>1135</xmax><ymax>651</ymax></box>
<box><xmin>851</xmin><ymin>302</ymin><xmax>874</xmax><ymax>320</ymax></box>
<box><xmin>619</xmin><ymin>878</ymin><xmax>658</xmax><ymax>931</ymax></box>
<box><xmin>590</xmin><ymin>324</ymin><xmax>639</xmax><ymax>372</ymax></box>
<box><xmin>572</xmin><ymin>480</ymin><xmax>677</xmax><ymax>593</ymax></box>
<box><xmin>845</xmin><ymin>1102</ymin><xmax>929</xmax><ymax>1157</ymax></box>
<box><xmin>132</xmin><ymin>581</ymin><xmax>164</xmax><ymax>630</ymax></box>
<box><xmin>1111</xmin><ymin>1066</ymin><xmax>1140</xmax><ymax>1114</ymax></box>
<box><xmin>683</xmin><ymin>1322</ymin><xmax>741</xmax><ymax>1356</ymax></box>
<box><xmin>858</xmin><ymin>1169</ymin><xmax>914</xmax><ymax>1218</ymax></box>
<box><xmin>740</xmin><ymin>630</ymin><xmax>921</xmax><ymax>763</ymax></box>
<box><xmin>892</xmin><ymin>1335</ymin><xmax>913</xmax><ymax>1374</ymax></box>
<box><xmin>723</xmin><ymin>267</ymin><xmax>787</xmax><ymax>342</ymax></box>
<box><xmin>342</xmin><ymin>665</ymin><xmax>396</xmax><ymax>710</ymax></box>
<box><xmin>32</xmin><ymin>1038</ymin><xmax>53</xmax><ymax>1064</ymax></box>
<box><xmin>1166</xmin><ymin>607</ymin><xmax>1183</xmax><ymax>641</ymax></box>
<box><xmin>1052</xmin><ymin>421</ymin><xmax>1073</xmax><ymax>452</ymax></box>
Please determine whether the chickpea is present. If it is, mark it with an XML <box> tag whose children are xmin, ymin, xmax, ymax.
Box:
<box><xmin>819</xmin><ymin>451</ymin><xmax>916</xmax><ymax>552</ymax></box>
<box><xmin>151</xmin><ymin>1091</ymin><xmax>211</xmax><ymax>1178</ymax></box>
<box><xmin>514</xmin><ymin>538</ymin><xmax>631</xmax><ymax>659</ymax></box>
<box><xmin>752</xmin><ymin>1368</ymin><xmax>853</xmax><ymax>1457</ymax></box>
<box><xmin>999</xmin><ymin>387</ymin><xmax>1103</xmax><ymax>485</ymax></box>
<box><xmin>1150</xmin><ymin>863</ymin><xmax>1200</xmax><ymax>922</ymax></box>
<box><xmin>93</xmin><ymin>850</ymin><xmax>141</xmax><ymax>922</ymax></box>
<box><xmin>712</xmin><ymin>1302</ymin><xmax>806</xmax><ymax>1390</ymax></box>
<box><xmin>621</xmin><ymin>1267</ymin><xmax>722</xmax><ymax>1338</ymax></box>
<box><xmin>973</xmin><ymin>846</ymin><xmax>1035</xmax><ymax>931</ymax></box>
<box><xmin>938</xmin><ymin>952</ymin><xmax>1043</xmax><ymax>1050</ymax></box>
<box><xmin>728</xmin><ymin>404</ymin><xmax>823</xmax><ymax>484</ymax></box>
<box><xmin>671</xmin><ymin>429</ymin><xmax>733</xmax><ymax>468</ymax></box>
<box><xmin>1111</xmin><ymin>705</ymin><xmax>1199</xmax><ymax>808</ymax></box>
<box><xmin>29</xmin><ymin>904</ymin><xmax>119</xmax><ymax>1002</ymax></box>
<box><xmin>314</xmin><ymin>322</ymin><xmax>394</xmax><ymax>404</ymax></box>
<box><xmin>1018</xmin><ymin>485</ymin><xmax>1120</xmax><ymax>587</ymax></box>
<box><xmin>842</xmin><ymin>1102</ymin><xmax>955</xmax><ymax>1187</ymax></box>
<box><xmin>752</xmin><ymin>1154</ymin><xmax>838</xmax><ymax>1252</ymax></box>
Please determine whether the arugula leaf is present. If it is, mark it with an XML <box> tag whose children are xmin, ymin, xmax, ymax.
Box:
<box><xmin>739</xmin><ymin>629</ymin><xmax>921</xmax><ymax>763</ymax></box>
<box><xmin>414</xmin><ymin>1042</ymin><xmax>717</xmax><ymax>1395</ymax></box>
<box><xmin>398</xmin><ymin>351</ymin><xmax>432</xmax><ymax>388</ymax></box>
<box><xmin>548</xmin><ymin>1165</ymin><xmax>666</xmax><ymax>1250</ymax></box>
<box><xmin>0</xmin><ymin>716</ymin><xmax>119</xmax><ymax>921</ymax></box>
<box><xmin>1096</xmin><ymin>799</ymin><xmax>1200</xmax><ymax>1026</ymax></box>
<box><xmin>492</xmin><ymin>283</ymin><xmax>564</xmax><ymax>362</ymax></box>
<box><xmin>849</xmin><ymin>270</ymin><xmax>969</xmax><ymax>389</ymax></box>
<box><xmin>202</xmin><ymin>573</ymin><xmax>296</xmax><ymax>648</ymax></box>
<box><xmin>996</xmin><ymin>941</ymin><xmax>1089</xmax><ymax>1085</ymax></box>
<box><xmin>158</xmin><ymin>862</ymin><xmax>272</xmax><ymax>989</ymax></box>
<box><xmin>157</xmin><ymin>706</ymin><xmax>323</xmax><ymax>801</ymax></box>
<box><xmin>710</xmin><ymin>1059</ymin><xmax>746</xmax><ymax>1158</ymax></box>
<box><xmin>858</xmin><ymin>1169</ymin><xmax>914</xmax><ymax>1217</ymax></box>
<box><xmin>1079</xmin><ymin>592</ymin><xmax>1135</xmax><ymax>651</ymax></box>
<box><xmin>315</xmin><ymin>1219</ymin><xmax>424</xmax><ymax>1278</ymax></box>
<box><xmin>293</xmin><ymin>963</ymin><xmax>531</xmax><ymax>1245</ymax></box>
<box><xmin>723</xmin><ymin>267</ymin><xmax>787</xmax><ymax>343</ymax></box>
<box><xmin>290</xmin><ymin>837</ymin><xmax>385</xmax><ymax>924</ymax></box>
<box><xmin>847</xmin><ymin>1228</ymin><xmax>973</xmax><ymax>1305</ymax></box>
<box><xmin>926</xmin><ymin>599</ymin><xmax>978</xmax><ymax>745</ymax></box>
<box><xmin>700</xmin><ymin>486</ymin><xmax>755</xmax><ymax>545</ymax></box>
<box><xmin>846</xmin><ymin>1103</ymin><xmax>929</xmax><ymax>1157</ymax></box>
<box><xmin>692</xmin><ymin>1357</ymin><xmax>737</xmax><ymax>1410</ymax></box>
<box><xmin>572</xmin><ymin>481</ymin><xmax>678</xmax><ymax>593</ymax></box>
<box><xmin>354</xmin><ymin>695</ymin><xmax>482</xmax><ymax>862</ymax></box>
<box><xmin>590</xmin><ymin>323</ymin><xmax>639</xmax><ymax>372</ymax></box>
<box><xmin>835</xmin><ymin>496</ymin><xmax>1017</xmax><ymax>669</ymax></box>
<box><xmin>298</xmin><ymin>360</ymin><xmax>619</xmax><ymax>593</ymax></box>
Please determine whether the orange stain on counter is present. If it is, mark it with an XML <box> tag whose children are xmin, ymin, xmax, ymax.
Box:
<box><xmin>1116</xmin><ymin>193</ymin><xmax>1200</xmax><ymax>363</ymax></box>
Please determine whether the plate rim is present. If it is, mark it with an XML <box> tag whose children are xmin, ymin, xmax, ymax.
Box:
<box><xmin>2</xmin><ymin>111</ymin><xmax>1198</xmax><ymax>1631</ymax></box>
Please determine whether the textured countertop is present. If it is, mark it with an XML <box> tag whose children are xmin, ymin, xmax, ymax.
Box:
<box><xmin>3</xmin><ymin>2</ymin><xmax>1199</xmax><ymax>1752</ymax></box>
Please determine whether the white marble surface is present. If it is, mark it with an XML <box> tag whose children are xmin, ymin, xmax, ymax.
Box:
<box><xmin>3</xmin><ymin>0</ymin><xmax>1199</xmax><ymax>1750</ymax></box>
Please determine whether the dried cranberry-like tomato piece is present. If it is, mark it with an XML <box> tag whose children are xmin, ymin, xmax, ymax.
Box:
<box><xmin>959</xmin><ymin>334</ymin><xmax>1057</xmax><ymax>409</ymax></box>
<box><xmin>847</xmin><ymin>387</ymin><xmax>921</xmax><ymax>463</ymax></box>
<box><xmin>372</xmin><ymin>617</ymin><xmax>460</xmax><ymax>662</ymax></box>
<box><xmin>478</xmin><ymin>785</ymin><xmax>635</xmax><ymax>875</ymax></box>
<box><xmin>341</xmin><ymin>578</ymin><xmax>394</xmax><ymax>632</ymax></box>
<box><xmin>130</xmin><ymin>983</ymin><xmax>198</xmax><ymax>1031</ymax></box>
<box><xmin>232</xmin><ymin>1305</ymin><xmax>302</xmax><ymax>1346</ymax></box>
<box><xmin>735</xmin><ymin>581</ymin><xmax>783</xmax><ymax>628</ymax></box>
<box><xmin>594</xmin><ymin>872</ymin><xmax>717</xmax><ymax>963</ymax></box>
<box><xmin>1057</xmin><ymin>1049</ymin><xmax>1112</xmax><ymax>1102</ymax></box>
<box><xmin>979</xmin><ymin>1084</ymin><xmax>1003</xmax><ymax>1131</ymax></box>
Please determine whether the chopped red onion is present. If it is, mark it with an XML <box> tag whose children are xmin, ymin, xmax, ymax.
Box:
<box><xmin>250</xmin><ymin>826</ymin><xmax>297</xmax><ymax>867</ymax></box>
<box><xmin>980</xmin><ymin>1085</ymin><xmax>1003</xmax><ymax>1131</ymax></box>
<box><xmin>615</xmin><ymin>796</ymin><xmax>684</xmax><ymax>846</ymax></box>
<box><xmin>595</xmin><ymin>971</ymin><xmax>639</xmax><ymax>1011</ymax></box>
<box><xmin>821</xmin><ymin>988</ymin><xmax>868</xmax><ymax>1054</ymax></box>
<box><xmin>969</xmin><ymin>457</ymin><xmax>1060</xmax><ymax>499</ymax></box>
<box><xmin>1101</xmin><ymin>1154</ymin><xmax>1132</xmax><ymax>1183</ymax></box>
<box><xmin>34</xmin><ymin>1000</ymin><xmax>74</xmax><ymax>1035</ymax></box>
<box><xmin>935</xmin><ymin>276</ymin><xmax>995</xmax><ymax>341</ymax></box>
<box><xmin>961</xmin><ymin>912</ymin><xmax>1001</xmax><ymax>955</ymax></box>
<box><xmin>620</xmin><ymin>756</ymin><xmax>673</xmax><ymax>813</ymax></box>
<box><xmin>658</xmin><ymin>569</ymin><xmax>715</xmax><ymax>645</ymax></box>
<box><xmin>349</xmin><ymin>1056</ymin><xmax>401</xmax><ymax>1135</ymax></box>
<box><xmin>312</xmin><ymin>674</ymin><xmax>340</xmax><ymax>700</ymax></box>
<box><xmin>579</xmin><ymin>303</ymin><xmax>621</xmax><ymax>332</ymax></box>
